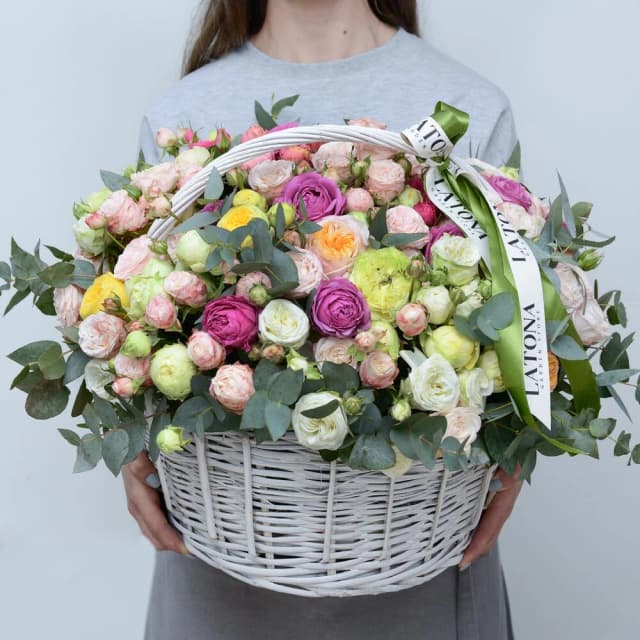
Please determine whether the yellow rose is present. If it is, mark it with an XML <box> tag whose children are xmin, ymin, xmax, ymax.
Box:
<box><xmin>80</xmin><ymin>273</ymin><xmax>129</xmax><ymax>319</ymax></box>
<box><xmin>217</xmin><ymin>205</ymin><xmax>269</xmax><ymax>248</ymax></box>
<box><xmin>232</xmin><ymin>189</ymin><xmax>267</xmax><ymax>211</ymax></box>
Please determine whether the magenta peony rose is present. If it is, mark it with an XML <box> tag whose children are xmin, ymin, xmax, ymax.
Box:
<box><xmin>414</xmin><ymin>200</ymin><xmax>439</xmax><ymax>226</ymax></box>
<box><xmin>202</xmin><ymin>295</ymin><xmax>260</xmax><ymax>351</ymax></box>
<box><xmin>277</xmin><ymin>172</ymin><xmax>346</xmax><ymax>221</ymax></box>
<box><xmin>424</xmin><ymin>221</ymin><xmax>465</xmax><ymax>262</ymax></box>
<box><xmin>311</xmin><ymin>278</ymin><xmax>371</xmax><ymax>338</ymax></box>
<box><xmin>486</xmin><ymin>175</ymin><xmax>533</xmax><ymax>210</ymax></box>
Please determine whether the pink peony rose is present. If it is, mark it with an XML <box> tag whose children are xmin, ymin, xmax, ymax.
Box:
<box><xmin>187</xmin><ymin>330</ymin><xmax>226</xmax><ymax>370</ymax></box>
<box><xmin>209</xmin><ymin>363</ymin><xmax>255</xmax><ymax>414</ymax></box>
<box><xmin>573</xmin><ymin>299</ymin><xmax>612</xmax><ymax>346</ymax></box>
<box><xmin>235</xmin><ymin>272</ymin><xmax>272</xmax><ymax>302</ymax></box>
<box><xmin>78</xmin><ymin>311</ymin><xmax>127</xmax><ymax>359</ymax></box>
<box><xmin>279</xmin><ymin>144</ymin><xmax>311</xmax><ymax>163</ymax></box>
<box><xmin>396</xmin><ymin>303</ymin><xmax>428</xmax><ymax>337</ymax></box>
<box><xmin>114</xmin><ymin>353</ymin><xmax>151</xmax><ymax>380</ymax></box>
<box><xmin>311</xmin><ymin>142</ymin><xmax>355</xmax><ymax>183</ymax></box>
<box><xmin>248</xmin><ymin>159</ymin><xmax>294</xmax><ymax>201</ymax></box>
<box><xmin>177</xmin><ymin>164</ymin><xmax>203</xmax><ymax>189</ymax></box>
<box><xmin>386</xmin><ymin>205</ymin><xmax>431</xmax><ymax>250</ymax></box>
<box><xmin>313</xmin><ymin>337</ymin><xmax>358</xmax><ymax>368</ymax></box>
<box><xmin>486</xmin><ymin>175</ymin><xmax>533</xmax><ymax>210</ymax></box>
<box><xmin>98</xmin><ymin>190</ymin><xmax>147</xmax><ymax>235</ymax></box>
<box><xmin>53</xmin><ymin>285</ymin><xmax>83</xmax><ymax>327</ymax></box>
<box><xmin>345</xmin><ymin>187</ymin><xmax>374</xmax><ymax>212</ymax></box>
<box><xmin>289</xmin><ymin>249</ymin><xmax>324</xmax><ymax>298</ymax></box>
<box><xmin>114</xmin><ymin>235</ymin><xmax>157</xmax><ymax>280</ymax></box>
<box><xmin>359</xmin><ymin>351</ymin><xmax>399</xmax><ymax>389</ymax></box>
<box><xmin>414</xmin><ymin>200</ymin><xmax>438</xmax><ymax>226</ymax></box>
<box><xmin>496</xmin><ymin>202</ymin><xmax>545</xmax><ymax>239</ymax></box>
<box><xmin>130</xmin><ymin>163</ymin><xmax>178</xmax><ymax>199</ymax></box>
<box><xmin>365</xmin><ymin>159</ymin><xmax>406</xmax><ymax>204</ymax></box>
<box><xmin>145</xmin><ymin>295</ymin><xmax>179</xmax><ymax>330</ymax></box>
<box><xmin>202</xmin><ymin>295</ymin><xmax>260</xmax><ymax>351</ymax></box>
<box><xmin>163</xmin><ymin>271</ymin><xmax>208</xmax><ymax>307</ymax></box>
<box><xmin>306</xmin><ymin>215</ymin><xmax>369</xmax><ymax>277</ymax></box>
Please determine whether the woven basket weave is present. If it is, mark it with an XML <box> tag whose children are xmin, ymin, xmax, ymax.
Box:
<box><xmin>146</xmin><ymin>124</ymin><xmax>497</xmax><ymax>597</ymax></box>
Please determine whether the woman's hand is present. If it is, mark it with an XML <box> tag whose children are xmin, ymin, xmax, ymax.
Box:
<box><xmin>122</xmin><ymin>451</ymin><xmax>189</xmax><ymax>555</ymax></box>
<box><xmin>459</xmin><ymin>466</ymin><xmax>523</xmax><ymax>570</ymax></box>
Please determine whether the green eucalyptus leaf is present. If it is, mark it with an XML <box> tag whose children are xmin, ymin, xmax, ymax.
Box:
<box><xmin>319</xmin><ymin>362</ymin><xmax>360</xmax><ymax>394</ymax></box>
<box><xmin>100</xmin><ymin>170</ymin><xmax>129</xmax><ymax>191</ymax></box>
<box><xmin>253</xmin><ymin>359</ymin><xmax>281</xmax><ymax>390</ymax></box>
<box><xmin>348</xmin><ymin>432</ymin><xmax>396</xmax><ymax>470</ymax></box>
<box><xmin>102</xmin><ymin>429</ymin><xmax>130</xmax><ymax>476</ymax></box>
<box><xmin>589</xmin><ymin>418</ymin><xmax>616</xmax><ymax>439</ymax></box>
<box><xmin>74</xmin><ymin>433</ymin><xmax>103</xmax><ymax>472</ymax></box>
<box><xmin>71</xmin><ymin>259</ymin><xmax>96</xmax><ymax>289</ymax></box>
<box><xmin>64</xmin><ymin>350</ymin><xmax>90</xmax><ymax>385</ymax></box>
<box><xmin>301</xmin><ymin>399</ymin><xmax>340</xmax><ymax>419</ymax></box>
<box><xmin>173</xmin><ymin>396</ymin><xmax>214</xmax><ymax>434</ymax></box>
<box><xmin>204</xmin><ymin>167</ymin><xmax>224</xmax><ymax>200</ymax></box>
<box><xmin>34</xmin><ymin>287</ymin><xmax>56</xmax><ymax>316</ymax></box>
<box><xmin>172</xmin><ymin>210</ymin><xmax>219</xmax><ymax>234</ymax></box>
<box><xmin>254</xmin><ymin>100</ymin><xmax>277</xmax><ymax>130</ymax></box>
<box><xmin>370</xmin><ymin>205</ymin><xmax>388</xmax><ymax>241</ymax></box>
<box><xmin>551</xmin><ymin>335</ymin><xmax>587</xmax><ymax>361</ymax></box>
<box><xmin>389</xmin><ymin>426</ymin><xmax>419</xmax><ymax>460</ymax></box>
<box><xmin>298</xmin><ymin>220</ymin><xmax>322</xmax><ymax>235</ymax></box>
<box><xmin>596</xmin><ymin>369</ymin><xmax>639</xmax><ymax>386</ymax></box>
<box><xmin>37</xmin><ymin>343</ymin><xmax>66</xmax><ymax>380</ymax></box>
<box><xmin>268</xmin><ymin>369</ymin><xmax>304</xmax><ymax>405</ymax></box>
<box><xmin>92</xmin><ymin>396</ymin><xmax>119</xmax><ymax>427</ymax></box>
<box><xmin>37</xmin><ymin>262</ymin><xmax>74</xmax><ymax>288</ymax></box>
<box><xmin>8</xmin><ymin>340</ymin><xmax>60</xmax><ymax>366</ymax></box>
<box><xmin>477</xmin><ymin>292</ymin><xmax>516</xmax><ymax>330</ymax></box>
<box><xmin>614</xmin><ymin>431</ymin><xmax>631</xmax><ymax>457</ymax></box>
<box><xmin>265</xmin><ymin>401</ymin><xmax>291</xmax><ymax>440</ymax></box>
<box><xmin>382</xmin><ymin>232</ymin><xmax>428</xmax><ymax>248</ymax></box>
<box><xmin>631</xmin><ymin>444</ymin><xmax>640</xmax><ymax>465</ymax></box>
<box><xmin>25</xmin><ymin>379</ymin><xmax>69</xmax><ymax>419</ymax></box>
<box><xmin>71</xmin><ymin>380</ymin><xmax>91</xmax><ymax>417</ymax></box>
<box><xmin>58</xmin><ymin>428</ymin><xmax>81</xmax><ymax>446</ymax></box>
<box><xmin>240</xmin><ymin>390</ymin><xmax>268</xmax><ymax>430</ymax></box>
<box><xmin>271</xmin><ymin>94</ymin><xmax>299</xmax><ymax>118</ymax></box>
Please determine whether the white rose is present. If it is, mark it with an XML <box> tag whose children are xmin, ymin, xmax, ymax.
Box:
<box><xmin>259</xmin><ymin>299</ymin><xmax>310</xmax><ymax>348</ymax></box>
<box><xmin>400</xmin><ymin>350</ymin><xmax>460</xmax><ymax>413</ymax></box>
<box><xmin>458</xmin><ymin>368</ymin><xmax>494</xmax><ymax>412</ymax></box>
<box><xmin>573</xmin><ymin>299</ymin><xmax>612</xmax><ymax>346</ymax></box>
<box><xmin>456</xmin><ymin>292</ymin><xmax>484</xmax><ymax>319</ymax></box>
<box><xmin>313</xmin><ymin>337</ymin><xmax>358</xmax><ymax>369</ymax></box>
<box><xmin>381</xmin><ymin>445</ymin><xmax>414</xmax><ymax>478</ymax></box>
<box><xmin>84</xmin><ymin>359</ymin><xmax>116</xmax><ymax>401</ymax></box>
<box><xmin>292</xmin><ymin>392</ymin><xmax>349</xmax><ymax>450</ymax></box>
<box><xmin>289</xmin><ymin>249</ymin><xmax>324</xmax><ymax>298</ymax></box>
<box><xmin>443</xmin><ymin>407</ymin><xmax>482</xmax><ymax>456</ymax></box>
<box><xmin>414</xmin><ymin>285</ymin><xmax>454</xmax><ymax>325</ymax></box>
<box><xmin>248</xmin><ymin>159</ymin><xmax>294</xmax><ymax>200</ymax></box>
<box><xmin>175</xmin><ymin>147</ymin><xmax>210</xmax><ymax>171</ymax></box>
<box><xmin>431</xmin><ymin>235</ymin><xmax>481</xmax><ymax>286</ymax></box>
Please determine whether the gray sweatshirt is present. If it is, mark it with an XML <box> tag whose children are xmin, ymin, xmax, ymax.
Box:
<box><xmin>138</xmin><ymin>27</ymin><xmax>517</xmax><ymax>166</ymax></box>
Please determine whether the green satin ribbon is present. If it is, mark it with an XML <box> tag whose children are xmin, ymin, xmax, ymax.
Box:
<box><xmin>430</xmin><ymin>103</ymin><xmax>600</xmax><ymax>454</ymax></box>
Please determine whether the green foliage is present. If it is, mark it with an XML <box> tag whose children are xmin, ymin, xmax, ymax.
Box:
<box><xmin>100</xmin><ymin>170</ymin><xmax>129</xmax><ymax>191</ymax></box>
<box><xmin>204</xmin><ymin>167</ymin><xmax>224</xmax><ymax>200</ymax></box>
<box><xmin>254</xmin><ymin>100</ymin><xmax>277</xmax><ymax>130</ymax></box>
<box><xmin>349</xmin><ymin>432</ymin><xmax>396</xmax><ymax>470</ymax></box>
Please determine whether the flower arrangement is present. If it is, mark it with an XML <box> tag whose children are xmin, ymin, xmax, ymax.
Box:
<box><xmin>3</xmin><ymin>95</ymin><xmax>639</xmax><ymax>482</ymax></box>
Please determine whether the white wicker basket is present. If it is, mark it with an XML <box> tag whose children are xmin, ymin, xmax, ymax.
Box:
<box><xmin>146</xmin><ymin>124</ymin><xmax>497</xmax><ymax>597</ymax></box>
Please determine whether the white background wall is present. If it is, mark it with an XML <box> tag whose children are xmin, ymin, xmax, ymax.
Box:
<box><xmin>0</xmin><ymin>1</ymin><xmax>638</xmax><ymax>638</ymax></box>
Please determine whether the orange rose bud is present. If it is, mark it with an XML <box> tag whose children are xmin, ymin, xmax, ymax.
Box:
<box><xmin>548</xmin><ymin>352</ymin><xmax>560</xmax><ymax>391</ymax></box>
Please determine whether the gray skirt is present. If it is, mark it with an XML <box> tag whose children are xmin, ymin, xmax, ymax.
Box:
<box><xmin>144</xmin><ymin>542</ymin><xmax>514</xmax><ymax>639</ymax></box>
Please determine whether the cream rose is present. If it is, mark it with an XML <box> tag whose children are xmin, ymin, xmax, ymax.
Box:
<box><xmin>365</xmin><ymin>159</ymin><xmax>406</xmax><ymax>204</ymax></box>
<box><xmin>458</xmin><ymin>368</ymin><xmax>494</xmax><ymax>412</ymax></box>
<box><xmin>248</xmin><ymin>159</ymin><xmax>294</xmax><ymax>201</ymax></box>
<box><xmin>430</xmin><ymin>235</ymin><xmax>481</xmax><ymax>286</ymax></box>
<box><xmin>292</xmin><ymin>392</ymin><xmax>349</xmax><ymax>451</ymax></box>
<box><xmin>289</xmin><ymin>249</ymin><xmax>324</xmax><ymax>298</ymax></box>
<box><xmin>78</xmin><ymin>311</ymin><xmax>127</xmax><ymax>359</ymax></box>
<box><xmin>258</xmin><ymin>299</ymin><xmax>310</xmax><ymax>348</ymax></box>
<box><xmin>414</xmin><ymin>285</ymin><xmax>454</xmax><ymax>325</ymax></box>
<box><xmin>84</xmin><ymin>358</ymin><xmax>116</xmax><ymax>401</ymax></box>
<box><xmin>443</xmin><ymin>407</ymin><xmax>482</xmax><ymax>456</ymax></box>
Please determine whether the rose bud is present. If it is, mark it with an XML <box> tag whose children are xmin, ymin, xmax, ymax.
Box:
<box><xmin>344</xmin><ymin>395</ymin><xmax>364</xmax><ymax>416</ymax></box>
<box><xmin>359</xmin><ymin>351</ymin><xmax>399</xmax><ymax>389</ymax></box>
<box><xmin>577</xmin><ymin>248</ymin><xmax>603</xmax><ymax>272</ymax></box>
<box><xmin>267</xmin><ymin>202</ymin><xmax>296</xmax><ymax>227</ymax></box>
<box><xmin>233</xmin><ymin>189</ymin><xmax>267</xmax><ymax>211</ymax></box>
<box><xmin>84</xmin><ymin>211</ymin><xmax>107</xmax><ymax>229</ymax></box>
<box><xmin>396</xmin><ymin>303</ymin><xmax>428</xmax><ymax>337</ymax></box>
<box><xmin>282</xmin><ymin>229</ymin><xmax>303</xmax><ymax>247</ymax></box>
<box><xmin>395</xmin><ymin>155</ymin><xmax>412</xmax><ymax>176</ymax></box>
<box><xmin>156</xmin><ymin>128</ymin><xmax>177</xmax><ymax>148</ymax></box>
<box><xmin>156</xmin><ymin>426</ymin><xmax>191</xmax><ymax>454</ymax></box>
<box><xmin>295</xmin><ymin>160</ymin><xmax>313</xmax><ymax>174</ymax></box>
<box><xmin>248</xmin><ymin>344</ymin><xmax>263</xmax><ymax>361</ymax></box>
<box><xmin>345</xmin><ymin>187</ymin><xmax>374</xmax><ymax>212</ymax></box>
<box><xmin>408</xmin><ymin>255</ymin><xmax>428</xmax><ymax>280</ymax></box>
<box><xmin>226</xmin><ymin>167</ymin><xmax>247</xmax><ymax>189</ymax></box>
<box><xmin>397</xmin><ymin>186</ymin><xmax>423</xmax><ymax>207</ymax></box>
<box><xmin>120</xmin><ymin>330</ymin><xmax>152</xmax><ymax>358</ymax></box>
<box><xmin>187</xmin><ymin>330</ymin><xmax>226</xmax><ymax>371</ymax></box>
<box><xmin>112</xmin><ymin>376</ymin><xmax>141</xmax><ymax>398</ymax></box>
<box><xmin>236</xmin><ymin>272</ymin><xmax>272</xmax><ymax>305</ymax></box>
<box><xmin>145</xmin><ymin>295</ymin><xmax>179</xmax><ymax>330</ymax></box>
<box><xmin>390</xmin><ymin>398</ymin><xmax>412</xmax><ymax>422</ymax></box>
<box><xmin>355</xmin><ymin>330</ymin><xmax>377</xmax><ymax>353</ymax></box>
<box><xmin>262</xmin><ymin>344</ymin><xmax>285</xmax><ymax>363</ymax></box>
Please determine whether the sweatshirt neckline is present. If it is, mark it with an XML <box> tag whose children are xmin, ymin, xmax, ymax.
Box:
<box><xmin>243</xmin><ymin>27</ymin><xmax>407</xmax><ymax>71</ymax></box>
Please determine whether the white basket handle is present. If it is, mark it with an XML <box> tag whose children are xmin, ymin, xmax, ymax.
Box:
<box><xmin>147</xmin><ymin>124</ymin><xmax>417</xmax><ymax>241</ymax></box>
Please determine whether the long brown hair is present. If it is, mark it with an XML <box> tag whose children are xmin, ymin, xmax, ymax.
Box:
<box><xmin>183</xmin><ymin>1</ymin><xmax>419</xmax><ymax>76</ymax></box>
